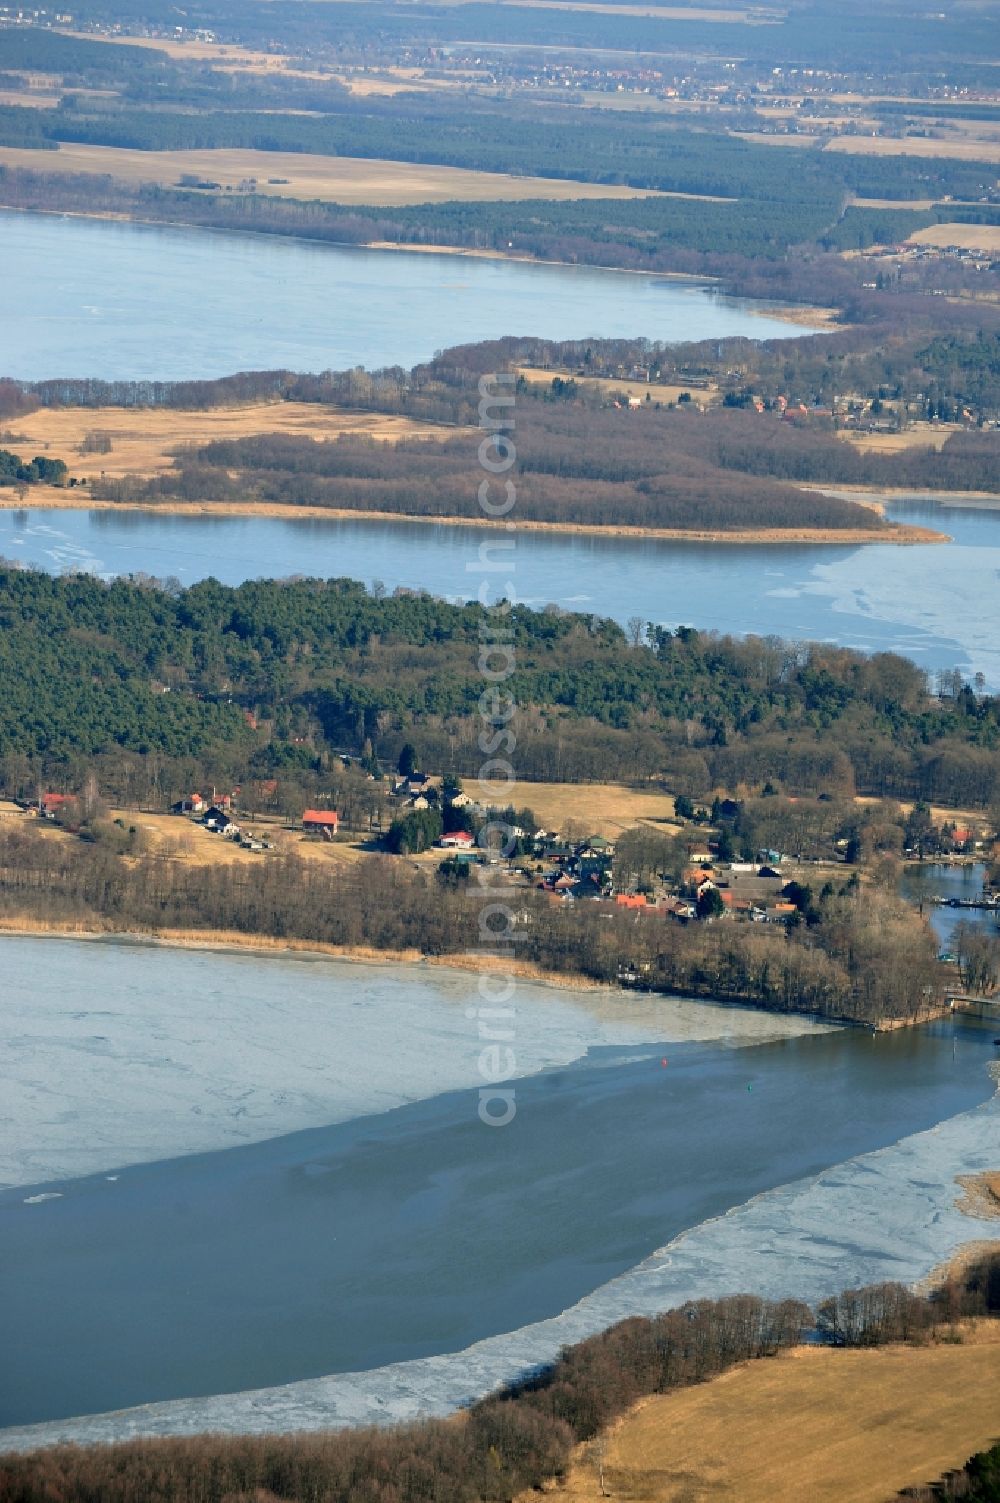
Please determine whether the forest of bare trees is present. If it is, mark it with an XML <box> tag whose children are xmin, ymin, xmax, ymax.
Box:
<box><xmin>0</xmin><ymin>819</ymin><xmax>946</xmax><ymax>1024</ymax></box>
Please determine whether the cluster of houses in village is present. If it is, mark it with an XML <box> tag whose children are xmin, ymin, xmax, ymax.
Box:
<box><xmin>529</xmin><ymin>836</ymin><xmax>805</xmax><ymax>923</ymax></box>
<box><xmin>677</xmin><ymin>855</ymin><xmax>804</xmax><ymax>923</ymax></box>
<box><xmin>163</xmin><ymin>767</ymin><xmax>819</xmax><ymax>924</ymax></box>
<box><xmin>171</xmin><ymin>791</ymin><xmax>343</xmax><ymax>852</ymax></box>
<box><xmin>170</xmin><ymin>793</ymin><xmax>273</xmax><ymax>853</ymax></box>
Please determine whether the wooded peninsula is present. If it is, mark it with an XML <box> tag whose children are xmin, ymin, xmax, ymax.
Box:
<box><xmin>0</xmin><ymin>566</ymin><xmax>998</xmax><ymax>1026</ymax></box>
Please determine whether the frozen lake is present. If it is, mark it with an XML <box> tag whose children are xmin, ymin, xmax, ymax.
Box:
<box><xmin>1</xmin><ymin>936</ymin><xmax>997</xmax><ymax>1436</ymax></box>
<box><xmin>0</xmin><ymin>208</ymin><xmax>808</xmax><ymax>382</ymax></box>
<box><xmin>4</xmin><ymin>491</ymin><xmax>1000</xmax><ymax>686</ymax></box>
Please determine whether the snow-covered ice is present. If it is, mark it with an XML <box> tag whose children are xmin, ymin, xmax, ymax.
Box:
<box><xmin>0</xmin><ymin>934</ymin><xmax>827</xmax><ymax>1190</ymax></box>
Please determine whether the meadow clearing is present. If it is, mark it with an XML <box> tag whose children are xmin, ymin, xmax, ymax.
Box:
<box><xmin>531</xmin><ymin>1324</ymin><xmax>1000</xmax><ymax>1503</ymax></box>
<box><xmin>4</xmin><ymin>402</ymin><xmax>462</xmax><ymax>483</ymax></box>
<box><xmin>0</xmin><ymin>142</ymin><xmax>666</xmax><ymax>205</ymax></box>
<box><xmin>909</xmin><ymin>222</ymin><xmax>1000</xmax><ymax>254</ymax></box>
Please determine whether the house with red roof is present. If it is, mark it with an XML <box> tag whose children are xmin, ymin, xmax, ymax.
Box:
<box><xmin>303</xmin><ymin>809</ymin><xmax>340</xmax><ymax>837</ymax></box>
<box><xmin>439</xmin><ymin>830</ymin><xmax>475</xmax><ymax>850</ymax></box>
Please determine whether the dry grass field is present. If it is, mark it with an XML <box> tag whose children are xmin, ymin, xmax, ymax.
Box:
<box><xmin>825</xmin><ymin>134</ymin><xmax>1000</xmax><ymax>164</ymax></box>
<box><xmin>4</xmin><ymin>402</ymin><xmax>462</xmax><ymax>483</ymax></box>
<box><xmin>111</xmin><ymin>808</ymin><xmax>386</xmax><ymax>867</ymax></box>
<box><xmin>855</xmin><ymin>795</ymin><xmax>992</xmax><ymax>829</ymax></box>
<box><xmin>509</xmin><ymin>779</ymin><xmax>678</xmax><ymax>838</ymax></box>
<box><xmin>838</xmin><ymin>422</ymin><xmax>962</xmax><ymax>455</ymax></box>
<box><xmin>334</xmin><ymin>67</ymin><xmax>455</xmax><ymax>97</ymax></box>
<box><xmin>57</xmin><ymin>30</ymin><xmax>293</xmax><ymax>69</ymax></box>
<box><xmin>909</xmin><ymin>222</ymin><xmax>1000</xmax><ymax>253</ymax></box>
<box><xmin>0</xmin><ymin>142</ymin><xmax>665</xmax><ymax>205</ymax></box>
<box><xmin>535</xmin><ymin>1326</ymin><xmax>1000</xmax><ymax>1503</ymax></box>
<box><xmin>853</xmin><ymin>195</ymin><xmax>939</xmax><ymax>210</ymax></box>
<box><xmin>740</xmin><ymin>130</ymin><xmax>1000</xmax><ymax>163</ymax></box>
<box><xmin>4</xmin><ymin>801</ymin><xmax>383</xmax><ymax>867</ymax></box>
<box><xmin>0</xmin><ymin>87</ymin><xmax>60</xmax><ymax>107</ymax></box>
<box><xmin>516</xmin><ymin>366</ymin><xmax>721</xmax><ymax>406</ymax></box>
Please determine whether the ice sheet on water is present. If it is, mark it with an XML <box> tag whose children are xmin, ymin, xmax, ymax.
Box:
<box><xmin>1</xmin><ymin>1093</ymin><xmax>997</xmax><ymax>1453</ymax></box>
<box><xmin>0</xmin><ymin>935</ymin><xmax>829</xmax><ymax>1190</ymax></box>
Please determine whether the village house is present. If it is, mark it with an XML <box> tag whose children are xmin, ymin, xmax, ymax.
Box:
<box><xmin>661</xmin><ymin>895</ymin><xmax>696</xmax><ymax>921</ymax></box>
<box><xmin>38</xmin><ymin>792</ymin><xmax>72</xmax><ymax>819</ymax></box>
<box><xmin>171</xmin><ymin>793</ymin><xmax>206</xmax><ymax>816</ymax></box>
<box><xmin>439</xmin><ymin>830</ymin><xmax>475</xmax><ymax>850</ymax></box>
<box><xmin>302</xmin><ymin>809</ymin><xmax>340</xmax><ymax>838</ymax></box>
<box><xmin>203</xmin><ymin>805</ymin><xmax>237</xmax><ymax>834</ymax></box>
<box><xmin>683</xmin><ymin>864</ymin><xmax>718</xmax><ymax>894</ymax></box>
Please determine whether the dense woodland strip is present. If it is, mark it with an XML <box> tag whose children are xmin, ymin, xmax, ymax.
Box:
<box><xmin>0</xmin><ymin>1257</ymin><xmax>997</xmax><ymax>1503</ymax></box>
<box><xmin>1</xmin><ymin>569</ymin><xmax>999</xmax><ymax>807</ymax></box>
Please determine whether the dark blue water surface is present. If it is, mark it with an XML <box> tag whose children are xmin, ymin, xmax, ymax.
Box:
<box><xmin>2</xmin><ymin>1018</ymin><xmax>995</xmax><ymax>1427</ymax></box>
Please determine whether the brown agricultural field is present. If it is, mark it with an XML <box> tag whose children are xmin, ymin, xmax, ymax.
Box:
<box><xmin>838</xmin><ymin>422</ymin><xmax>963</xmax><ymax>454</ymax></box>
<box><xmin>909</xmin><ymin>222</ymin><xmax>1000</xmax><ymax>253</ymax></box>
<box><xmin>0</xmin><ymin>87</ymin><xmax>60</xmax><ymax>107</ymax></box>
<box><xmin>56</xmin><ymin>30</ymin><xmax>295</xmax><ymax>70</ymax></box>
<box><xmin>825</xmin><ymin>134</ymin><xmax>1000</xmax><ymax>164</ymax></box>
<box><xmin>740</xmin><ymin>130</ymin><xmax>1000</xmax><ymax>162</ymax></box>
<box><xmin>111</xmin><ymin>809</ymin><xmax>387</xmax><ymax>867</ymax></box>
<box><xmin>0</xmin><ymin>142</ymin><xmax>665</xmax><ymax>205</ymax></box>
<box><xmin>534</xmin><ymin>1325</ymin><xmax>1000</xmax><ymax>1503</ymax></box>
